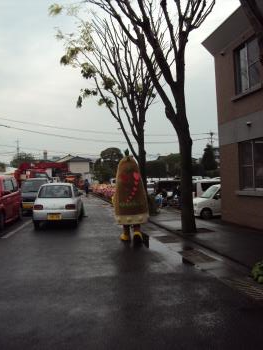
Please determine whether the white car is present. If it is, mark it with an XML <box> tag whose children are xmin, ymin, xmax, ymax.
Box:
<box><xmin>32</xmin><ymin>183</ymin><xmax>84</xmax><ymax>229</ymax></box>
<box><xmin>193</xmin><ymin>184</ymin><xmax>221</xmax><ymax>219</ymax></box>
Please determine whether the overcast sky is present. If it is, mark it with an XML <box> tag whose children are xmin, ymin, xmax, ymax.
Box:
<box><xmin>0</xmin><ymin>0</ymin><xmax>240</xmax><ymax>164</ymax></box>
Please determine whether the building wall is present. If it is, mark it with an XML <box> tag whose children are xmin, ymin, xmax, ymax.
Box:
<box><xmin>214</xmin><ymin>29</ymin><xmax>263</xmax><ymax>126</ymax></box>
<box><xmin>220</xmin><ymin>144</ymin><xmax>263</xmax><ymax>230</ymax></box>
<box><xmin>214</xmin><ymin>27</ymin><xmax>263</xmax><ymax>230</ymax></box>
<box><xmin>69</xmin><ymin>162</ymin><xmax>90</xmax><ymax>174</ymax></box>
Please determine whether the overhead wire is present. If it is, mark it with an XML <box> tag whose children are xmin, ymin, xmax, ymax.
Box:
<box><xmin>0</xmin><ymin>116</ymin><xmax>217</xmax><ymax>137</ymax></box>
<box><xmin>0</xmin><ymin>123</ymin><xmax>212</xmax><ymax>145</ymax></box>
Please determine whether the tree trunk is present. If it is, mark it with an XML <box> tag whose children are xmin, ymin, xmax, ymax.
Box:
<box><xmin>178</xmin><ymin>134</ymin><xmax>197</xmax><ymax>234</ymax></box>
<box><xmin>138</xmin><ymin>140</ymin><xmax>147</xmax><ymax>192</ymax></box>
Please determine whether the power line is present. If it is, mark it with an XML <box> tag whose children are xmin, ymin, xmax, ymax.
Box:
<box><xmin>0</xmin><ymin>123</ymin><xmax>211</xmax><ymax>145</ymax></box>
<box><xmin>0</xmin><ymin>116</ymin><xmax>217</xmax><ymax>137</ymax></box>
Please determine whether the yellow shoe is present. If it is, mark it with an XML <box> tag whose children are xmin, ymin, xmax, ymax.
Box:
<box><xmin>120</xmin><ymin>233</ymin><xmax>131</xmax><ymax>241</ymax></box>
<box><xmin>133</xmin><ymin>231</ymin><xmax>143</xmax><ymax>244</ymax></box>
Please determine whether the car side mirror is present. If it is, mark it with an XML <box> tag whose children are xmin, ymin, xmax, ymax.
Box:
<box><xmin>214</xmin><ymin>193</ymin><xmax>220</xmax><ymax>200</ymax></box>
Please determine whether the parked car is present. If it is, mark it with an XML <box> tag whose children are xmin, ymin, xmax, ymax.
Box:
<box><xmin>0</xmin><ymin>175</ymin><xmax>22</xmax><ymax>231</ymax></box>
<box><xmin>192</xmin><ymin>178</ymin><xmax>220</xmax><ymax>198</ymax></box>
<box><xmin>193</xmin><ymin>184</ymin><xmax>221</xmax><ymax>219</ymax></box>
<box><xmin>154</xmin><ymin>179</ymin><xmax>181</xmax><ymax>197</ymax></box>
<box><xmin>21</xmin><ymin>178</ymin><xmax>50</xmax><ymax>214</ymax></box>
<box><xmin>147</xmin><ymin>182</ymin><xmax>155</xmax><ymax>195</ymax></box>
<box><xmin>32</xmin><ymin>183</ymin><xmax>84</xmax><ymax>229</ymax></box>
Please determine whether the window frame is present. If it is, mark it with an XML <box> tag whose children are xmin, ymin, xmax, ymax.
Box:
<box><xmin>239</xmin><ymin>138</ymin><xmax>263</xmax><ymax>191</ymax></box>
<box><xmin>234</xmin><ymin>37</ymin><xmax>261</xmax><ymax>95</ymax></box>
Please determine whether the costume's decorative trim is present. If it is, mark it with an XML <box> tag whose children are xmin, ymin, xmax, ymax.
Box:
<box><xmin>115</xmin><ymin>213</ymin><xmax>149</xmax><ymax>225</ymax></box>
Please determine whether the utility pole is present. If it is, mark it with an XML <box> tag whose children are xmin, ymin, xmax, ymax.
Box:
<box><xmin>16</xmin><ymin>139</ymin><xmax>20</xmax><ymax>157</ymax></box>
<box><xmin>209</xmin><ymin>131</ymin><xmax>214</xmax><ymax>148</ymax></box>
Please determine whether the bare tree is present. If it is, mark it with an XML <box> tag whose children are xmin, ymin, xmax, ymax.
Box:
<box><xmin>50</xmin><ymin>5</ymin><xmax>163</xmax><ymax>190</ymax></box>
<box><xmin>240</xmin><ymin>0</ymin><xmax>263</xmax><ymax>65</ymax></box>
<box><xmin>80</xmin><ymin>0</ymin><xmax>215</xmax><ymax>233</ymax></box>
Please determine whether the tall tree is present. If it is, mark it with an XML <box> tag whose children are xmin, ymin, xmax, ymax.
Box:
<box><xmin>240</xmin><ymin>0</ymin><xmax>263</xmax><ymax>65</ymax></box>
<box><xmin>49</xmin><ymin>5</ymin><xmax>162</xmax><ymax>190</ymax></box>
<box><xmin>100</xmin><ymin>147</ymin><xmax>123</xmax><ymax>174</ymax></box>
<box><xmin>0</xmin><ymin>162</ymin><xmax>5</xmax><ymax>172</ymax></box>
<box><xmin>81</xmin><ymin>0</ymin><xmax>215</xmax><ymax>233</ymax></box>
<box><xmin>10</xmin><ymin>153</ymin><xmax>35</xmax><ymax>168</ymax></box>
<box><xmin>94</xmin><ymin>147</ymin><xmax>122</xmax><ymax>182</ymax></box>
<box><xmin>146</xmin><ymin>160</ymin><xmax>166</xmax><ymax>178</ymax></box>
<box><xmin>201</xmin><ymin>144</ymin><xmax>217</xmax><ymax>172</ymax></box>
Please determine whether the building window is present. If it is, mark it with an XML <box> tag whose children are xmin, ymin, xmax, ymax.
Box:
<box><xmin>239</xmin><ymin>138</ymin><xmax>263</xmax><ymax>190</ymax></box>
<box><xmin>235</xmin><ymin>37</ymin><xmax>261</xmax><ymax>94</ymax></box>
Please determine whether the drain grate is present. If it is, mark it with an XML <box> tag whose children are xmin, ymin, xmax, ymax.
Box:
<box><xmin>180</xmin><ymin>249</ymin><xmax>217</xmax><ymax>264</ymax></box>
<box><xmin>155</xmin><ymin>235</ymin><xmax>182</xmax><ymax>243</ymax></box>
<box><xmin>222</xmin><ymin>277</ymin><xmax>263</xmax><ymax>301</ymax></box>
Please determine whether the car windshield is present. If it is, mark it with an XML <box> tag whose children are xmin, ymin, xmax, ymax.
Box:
<box><xmin>35</xmin><ymin>173</ymin><xmax>48</xmax><ymax>178</ymax></box>
<box><xmin>201</xmin><ymin>185</ymin><xmax>219</xmax><ymax>199</ymax></box>
<box><xmin>21</xmin><ymin>180</ymin><xmax>47</xmax><ymax>192</ymax></box>
<box><xmin>39</xmin><ymin>185</ymin><xmax>72</xmax><ymax>198</ymax></box>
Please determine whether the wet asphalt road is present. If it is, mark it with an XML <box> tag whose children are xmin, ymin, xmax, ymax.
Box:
<box><xmin>0</xmin><ymin>195</ymin><xmax>263</xmax><ymax>350</ymax></box>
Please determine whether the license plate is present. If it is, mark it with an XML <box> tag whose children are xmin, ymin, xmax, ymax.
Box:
<box><xmin>47</xmin><ymin>213</ymin><xmax>62</xmax><ymax>220</ymax></box>
<box><xmin>23</xmin><ymin>203</ymin><xmax>33</xmax><ymax>209</ymax></box>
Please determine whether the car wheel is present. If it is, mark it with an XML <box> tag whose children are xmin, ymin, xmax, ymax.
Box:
<box><xmin>79</xmin><ymin>204</ymin><xmax>84</xmax><ymax>220</ymax></box>
<box><xmin>33</xmin><ymin>221</ymin><xmax>41</xmax><ymax>230</ymax></box>
<box><xmin>200</xmin><ymin>208</ymin><xmax>213</xmax><ymax>220</ymax></box>
<box><xmin>0</xmin><ymin>212</ymin><xmax>5</xmax><ymax>231</ymax></box>
<box><xmin>72</xmin><ymin>216</ymin><xmax>79</xmax><ymax>228</ymax></box>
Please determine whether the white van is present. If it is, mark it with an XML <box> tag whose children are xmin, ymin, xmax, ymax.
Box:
<box><xmin>192</xmin><ymin>179</ymin><xmax>220</xmax><ymax>198</ymax></box>
<box><xmin>193</xmin><ymin>184</ymin><xmax>221</xmax><ymax>219</ymax></box>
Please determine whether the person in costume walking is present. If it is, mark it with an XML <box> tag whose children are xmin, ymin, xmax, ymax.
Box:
<box><xmin>113</xmin><ymin>152</ymin><xmax>149</xmax><ymax>244</ymax></box>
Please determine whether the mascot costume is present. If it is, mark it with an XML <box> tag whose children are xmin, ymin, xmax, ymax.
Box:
<box><xmin>113</xmin><ymin>153</ymin><xmax>149</xmax><ymax>244</ymax></box>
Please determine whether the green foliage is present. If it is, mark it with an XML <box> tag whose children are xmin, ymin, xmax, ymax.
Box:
<box><xmin>0</xmin><ymin>162</ymin><xmax>6</xmax><ymax>172</ymax></box>
<box><xmin>98</xmin><ymin>97</ymin><xmax>114</xmax><ymax>108</ymax></box>
<box><xmin>251</xmin><ymin>261</ymin><xmax>263</xmax><ymax>284</ymax></box>
<box><xmin>192</xmin><ymin>162</ymin><xmax>204</xmax><ymax>177</ymax></box>
<box><xmin>93</xmin><ymin>161</ymin><xmax>113</xmax><ymax>183</ymax></box>
<box><xmin>101</xmin><ymin>147</ymin><xmax>122</xmax><ymax>166</ymax></box>
<box><xmin>82</xmin><ymin>88</ymin><xmax>98</xmax><ymax>98</ymax></box>
<box><xmin>146</xmin><ymin>160</ymin><xmax>166</xmax><ymax>178</ymax></box>
<box><xmin>76</xmin><ymin>96</ymin><xmax>83</xmax><ymax>108</ymax></box>
<box><xmin>201</xmin><ymin>144</ymin><xmax>218</xmax><ymax>171</ymax></box>
<box><xmin>81</xmin><ymin>63</ymin><xmax>96</xmax><ymax>79</ymax></box>
<box><xmin>93</xmin><ymin>147</ymin><xmax>123</xmax><ymax>183</ymax></box>
<box><xmin>60</xmin><ymin>55</ymin><xmax>71</xmax><ymax>66</ymax></box>
<box><xmin>10</xmin><ymin>153</ymin><xmax>35</xmax><ymax>168</ymax></box>
<box><xmin>205</xmin><ymin>169</ymin><xmax>220</xmax><ymax>178</ymax></box>
<box><xmin>48</xmin><ymin>4</ymin><xmax>63</xmax><ymax>16</ymax></box>
<box><xmin>102</xmin><ymin>75</ymin><xmax>115</xmax><ymax>90</ymax></box>
<box><xmin>164</xmin><ymin>153</ymin><xmax>181</xmax><ymax>177</ymax></box>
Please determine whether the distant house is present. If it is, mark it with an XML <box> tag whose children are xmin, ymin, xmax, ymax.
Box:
<box><xmin>203</xmin><ymin>3</ymin><xmax>263</xmax><ymax>230</ymax></box>
<box><xmin>56</xmin><ymin>154</ymin><xmax>94</xmax><ymax>182</ymax></box>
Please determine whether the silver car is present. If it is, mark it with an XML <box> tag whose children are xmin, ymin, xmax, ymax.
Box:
<box><xmin>32</xmin><ymin>183</ymin><xmax>84</xmax><ymax>229</ymax></box>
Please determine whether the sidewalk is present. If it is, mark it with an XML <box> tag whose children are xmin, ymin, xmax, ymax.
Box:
<box><xmin>149</xmin><ymin>207</ymin><xmax>263</xmax><ymax>269</ymax></box>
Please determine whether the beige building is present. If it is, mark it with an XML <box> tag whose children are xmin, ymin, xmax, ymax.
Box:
<box><xmin>203</xmin><ymin>4</ymin><xmax>263</xmax><ymax>230</ymax></box>
<box><xmin>57</xmin><ymin>155</ymin><xmax>94</xmax><ymax>182</ymax></box>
